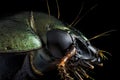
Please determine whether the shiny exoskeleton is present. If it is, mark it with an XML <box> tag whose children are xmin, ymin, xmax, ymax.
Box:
<box><xmin>0</xmin><ymin>12</ymin><xmax>107</xmax><ymax>80</ymax></box>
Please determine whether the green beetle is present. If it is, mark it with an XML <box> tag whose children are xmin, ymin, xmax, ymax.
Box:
<box><xmin>0</xmin><ymin>11</ymin><xmax>109</xmax><ymax>80</ymax></box>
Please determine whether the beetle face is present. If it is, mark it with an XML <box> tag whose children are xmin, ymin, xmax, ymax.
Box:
<box><xmin>71</xmin><ymin>35</ymin><xmax>102</xmax><ymax>63</ymax></box>
<box><xmin>45</xmin><ymin>26</ymin><xmax>104</xmax><ymax>80</ymax></box>
<box><xmin>47</xmin><ymin>28</ymin><xmax>102</xmax><ymax>62</ymax></box>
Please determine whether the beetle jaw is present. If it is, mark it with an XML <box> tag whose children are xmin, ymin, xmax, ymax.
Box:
<box><xmin>57</xmin><ymin>45</ymin><xmax>108</xmax><ymax>80</ymax></box>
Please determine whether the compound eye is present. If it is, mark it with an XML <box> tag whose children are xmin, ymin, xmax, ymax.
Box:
<box><xmin>47</xmin><ymin>29</ymin><xmax>73</xmax><ymax>58</ymax></box>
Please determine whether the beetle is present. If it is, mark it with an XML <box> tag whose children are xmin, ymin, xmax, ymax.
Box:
<box><xmin>0</xmin><ymin>1</ymin><xmax>110</xmax><ymax>80</ymax></box>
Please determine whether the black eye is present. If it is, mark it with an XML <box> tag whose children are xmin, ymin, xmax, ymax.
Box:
<box><xmin>47</xmin><ymin>29</ymin><xmax>73</xmax><ymax>58</ymax></box>
<box><xmin>48</xmin><ymin>44</ymin><xmax>63</xmax><ymax>58</ymax></box>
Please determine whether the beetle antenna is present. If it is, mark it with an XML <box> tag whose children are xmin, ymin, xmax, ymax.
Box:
<box><xmin>46</xmin><ymin>0</ymin><xmax>51</xmax><ymax>17</ymax></box>
<box><xmin>30</xmin><ymin>11</ymin><xmax>37</xmax><ymax>32</ymax></box>
<box><xmin>89</xmin><ymin>30</ymin><xmax>116</xmax><ymax>41</ymax></box>
<box><xmin>26</xmin><ymin>11</ymin><xmax>36</xmax><ymax>32</ymax></box>
<box><xmin>69</xmin><ymin>2</ymin><xmax>84</xmax><ymax>27</ymax></box>
<box><xmin>55</xmin><ymin>0</ymin><xmax>60</xmax><ymax>19</ymax></box>
<box><xmin>73</xmin><ymin>4</ymin><xmax>98</xmax><ymax>27</ymax></box>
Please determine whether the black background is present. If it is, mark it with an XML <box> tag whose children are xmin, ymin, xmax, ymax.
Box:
<box><xmin>0</xmin><ymin>0</ymin><xmax>119</xmax><ymax>80</ymax></box>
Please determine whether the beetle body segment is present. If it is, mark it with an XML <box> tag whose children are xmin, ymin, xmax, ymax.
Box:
<box><xmin>0</xmin><ymin>12</ymin><xmax>43</xmax><ymax>53</ymax></box>
<box><xmin>0</xmin><ymin>12</ymin><xmax>69</xmax><ymax>80</ymax></box>
<box><xmin>0</xmin><ymin>12</ymin><xmax>106</xmax><ymax>80</ymax></box>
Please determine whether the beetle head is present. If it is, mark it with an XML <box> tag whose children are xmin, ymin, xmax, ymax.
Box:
<box><xmin>46</xmin><ymin>27</ymin><xmax>103</xmax><ymax>64</ymax></box>
<box><xmin>45</xmin><ymin>25</ymin><xmax>107</xmax><ymax>79</ymax></box>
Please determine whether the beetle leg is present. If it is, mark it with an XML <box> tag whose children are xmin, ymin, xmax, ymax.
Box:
<box><xmin>58</xmin><ymin>64</ymin><xmax>73</xmax><ymax>80</ymax></box>
<box><xmin>77</xmin><ymin>67</ymin><xmax>89</xmax><ymax>79</ymax></box>
<box><xmin>67</xmin><ymin>63</ymin><xmax>89</xmax><ymax>80</ymax></box>
<box><xmin>58</xmin><ymin>46</ymin><xmax>77</xmax><ymax>67</ymax></box>
<box><xmin>74</xmin><ymin>71</ymin><xmax>83</xmax><ymax>80</ymax></box>
<box><xmin>58</xmin><ymin>46</ymin><xmax>77</xmax><ymax>80</ymax></box>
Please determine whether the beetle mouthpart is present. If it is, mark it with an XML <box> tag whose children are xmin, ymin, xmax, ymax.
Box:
<box><xmin>98</xmin><ymin>63</ymin><xmax>103</xmax><ymax>67</ymax></box>
<box><xmin>98</xmin><ymin>50</ymin><xmax>110</xmax><ymax>60</ymax></box>
<box><xmin>57</xmin><ymin>46</ymin><xmax>77</xmax><ymax>80</ymax></box>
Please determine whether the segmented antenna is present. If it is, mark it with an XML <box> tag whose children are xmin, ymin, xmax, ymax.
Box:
<box><xmin>30</xmin><ymin>11</ymin><xmax>36</xmax><ymax>32</ymax></box>
<box><xmin>55</xmin><ymin>0</ymin><xmax>60</xmax><ymax>19</ymax></box>
<box><xmin>73</xmin><ymin>4</ymin><xmax>98</xmax><ymax>27</ymax></box>
<box><xmin>69</xmin><ymin>2</ymin><xmax>84</xmax><ymax>27</ymax></box>
<box><xmin>26</xmin><ymin>11</ymin><xmax>36</xmax><ymax>32</ymax></box>
<box><xmin>46</xmin><ymin>0</ymin><xmax>51</xmax><ymax>17</ymax></box>
<box><xmin>89</xmin><ymin>30</ymin><xmax>116</xmax><ymax>41</ymax></box>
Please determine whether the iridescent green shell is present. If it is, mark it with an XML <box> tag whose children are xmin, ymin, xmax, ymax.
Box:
<box><xmin>0</xmin><ymin>12</ymin><xmax>65</xmax><ymax>53</ymax></box>
<box><xmin>0</xmin><ymin>12</ymin><xmax>42</xmax><ymax>53</ymax></box>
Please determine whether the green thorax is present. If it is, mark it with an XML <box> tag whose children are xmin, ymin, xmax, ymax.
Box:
<box><xmin>31</xmin><ymin>12</ymin><xmax>68</xmax><ymax>44</ymax></box>
<box><xmin>0</xmin><ymin>12</ymin><xmax>68</xmax><ymax>53</ymax></box>
<box><xmin>0</xmin><ymin>12</ymin><xmax>42</xmax><ymax>53</ymax></box>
